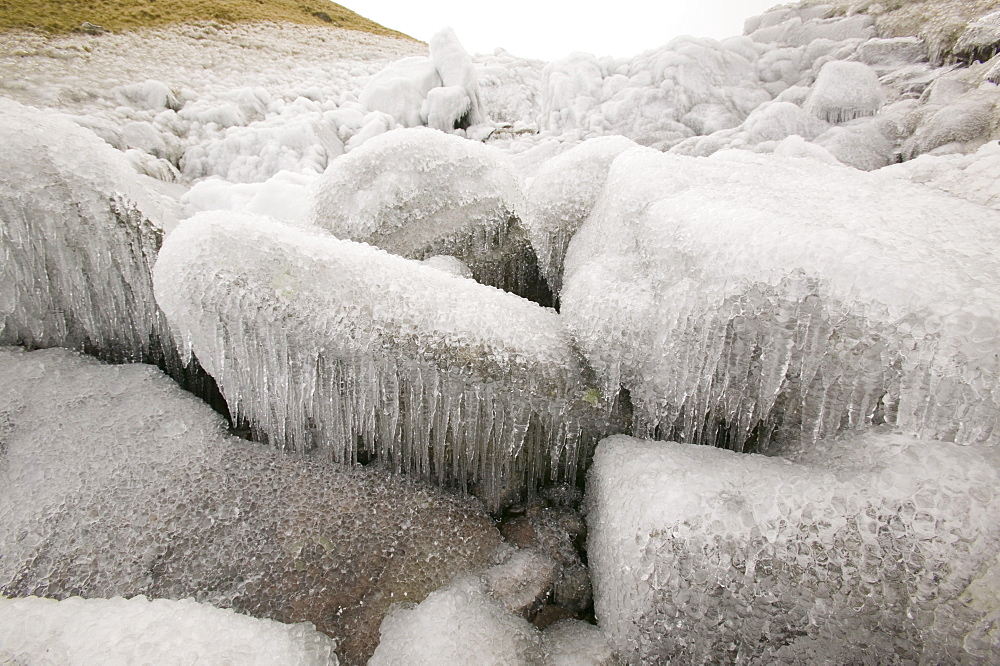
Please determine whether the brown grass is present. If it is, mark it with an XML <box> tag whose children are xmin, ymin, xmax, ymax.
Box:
<box><xmin>0</xmin><ymin>0</ymin><xmax>418</xmax><ymax>41</ymax></box>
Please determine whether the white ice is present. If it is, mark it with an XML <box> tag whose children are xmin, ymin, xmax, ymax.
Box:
<box><xmin>0</xmin><ymin>595</ymin><xmax>339</xmax><ymax>666</ymax></box>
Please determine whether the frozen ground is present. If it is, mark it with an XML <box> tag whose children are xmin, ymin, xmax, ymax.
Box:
<box><xmin>3</xmin><ymin>0</ymin><xmax>1000</xmax><ymax>662</ymax></box>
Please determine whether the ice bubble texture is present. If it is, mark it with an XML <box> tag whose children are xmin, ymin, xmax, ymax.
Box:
<box><xmin>0</xmin><ymin>347</ymin><xmax>500</xmax><ymax>665</ymax></box>
<box><xmin>308</xmin><ymin>127</ymin><xmax>551</xmax><ymax>304</ymax></box>
<box><xmin>152</xmin><ymin>213</ymin><xmax>609</xmax><ymax>511</ymax></box>
<box><xmin>0</xmin><ymin>595</ymin><xmax>339</xmax><ymax>665</ymax></box>
<box><xmin>562</xmin><ymin>147</ymin><xmax>1000</xmax><ymax>452</ymax></box>
<box><xmin>587</xmin><ymin>434</ymin><xmax>1000</xmax><ymax>664</ymax></box>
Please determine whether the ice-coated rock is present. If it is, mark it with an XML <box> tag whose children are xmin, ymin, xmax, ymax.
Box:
<box><xmin>308</xmin><ymin>127</ymin><xmax>551</xmax><ymax>303</ymax></box>
<box><xmin>541</xmin><ymin>620</ymin><xmax>619</xmax><ymax>666</ymax></box>
<box><xmin>524</xmin><ymin>136</ymin><xmax>638</xmax><ymax>296</ymax></box>
<box><xmin>369</xmin><ymin>576</ymin><xmax>541</xmax><ymax>666</ymax></box>
<box><xmin>0</xmin><ymin>596</ymin><xmax>338</xmax><ymax>665</ymax></box>
<box><xmin>561</xmin><ymin>148</ymin><xmax>1000</xmax><ymax>451</ymax></box>
<box><xmin>480</xmin><ymin>548</ymin><xmax>558</xmax><ymax>617</ymax></box>
<box><xmin>586</xmin><ymin>434</ymin><xmax>1000</xmax><ymax>664</ymax></box>
<box><xmin>0</xmin><ymin>99</ymin><xmax>180</xmax><ymax>370</ymax></box>
<box><xmin>804</xmin><ymin>60</ymin><xmax>884</xmax><ymax>123</ymax></box>
<box><xmin>0</xmin><ymin>347</ymin><xmax>500</xmax><ymax>665</ymax></box>
<box><xmin>954</xmin><ymin>9</ymin><xmax>1000</xmax><ymax>64</ymax></box>
<box><xmin>153</xmin><ymin>213</ymin><xmax>607</xmax><ymax>511</ymax></box>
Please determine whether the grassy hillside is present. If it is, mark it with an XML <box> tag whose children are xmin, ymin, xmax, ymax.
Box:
<box><xmin>0</xmin><ymin>0</ymin><xmax>417</xmax><ymax>40</ymax></box>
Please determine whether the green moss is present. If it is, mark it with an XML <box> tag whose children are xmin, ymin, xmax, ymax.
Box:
<box><xmin>0</xmin><ymin>0</ymin><xmax>419</xmax><ymax>41</ymax></box>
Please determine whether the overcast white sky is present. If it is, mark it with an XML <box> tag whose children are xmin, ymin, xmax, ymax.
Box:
<box><xmin>347</xmin><ymin>0</ymin><xmax>784</xmax><ymax>61</ymax></box>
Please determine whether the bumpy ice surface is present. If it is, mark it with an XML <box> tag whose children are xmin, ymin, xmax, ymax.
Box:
<box><xmin>308</xmin><ymin>127</ymin><xmax>550</xmax><ymax>303</ymax></box>
<box><xmin>0</xmin><ymin>595</ymin><xmax>339</xmax><ymax>665</ymax></box>
<box><xmin>0</xmin><ymin>347</ymin><xmax>499</xmax><ymax>664</ymax></box>
<box><xmin>562</xmin><ymin>147</ymin><xmax>1000</xmax><ymax>451</ymax></box>
<box><xmin>153</xmin><ymin>213</ymin><xmax>607</xmax><ymax>510</ymax></box>
<box><xmin>587</xmin><ymin>434</ymin><xmax>1000</xmax><ymax>664</ymax></box>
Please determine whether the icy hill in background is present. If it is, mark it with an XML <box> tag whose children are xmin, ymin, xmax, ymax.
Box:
<box><xmin>3</xmin><ymin>0</ymin><xmax>1000</xmax><ymax>663</ymax></box>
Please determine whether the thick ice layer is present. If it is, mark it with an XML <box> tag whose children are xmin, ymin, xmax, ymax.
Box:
<box><xmin>0</xmin><ymin>98</ymin><xmax>179</xmax><ymax>369</ymax></box>
<box><xmin>587</xmin><ymin>434</ymin><xmax>1000</xmax><ymax>664</ymax></box>
<box><xmin>369</xmin><ymin>577</ymin><xmax>541</xmax><ymax>665</ymax></box>
<box><xmin>0</xmin><ymin>347</ymin><xmax>500</xmax><ymax>665</ymax></box>
<box><xmin>804</xmin><ymin>60</ymin><xmax>884</xmax><ymax>123</ymax></box>
<box><xmin>0</xmin><ymin>596</ymin><xmax>338</xmax><ymax>665</ymax></box>
<box><xmin>524</xmin><ymin>136</ymin><xmax>638</xmax><ymax>296</ymax></box>
<box><xmin>308</xmin><ymin>127</ymin><xmax>550</xmax><ymax>303</ymax></box>
<box><xmin>153</xmin><ymin>214</ymin><xmax>606</xmax><ymax>510</ymax></box>
<box><xmin>562</xmin><ymin>148</ymin><xmax>1000</xmax><ymax>450</ymax></box>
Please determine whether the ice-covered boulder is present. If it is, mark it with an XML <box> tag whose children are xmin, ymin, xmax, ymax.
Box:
<box><xmin>429</xmin><ymin>27</ymin><xmax>485</xmax><ymax>128</ymax></box>
<box><xmin>0</xmin><ymin>596</ymin><xmax>339</xmax><ymax>665</ymax></box>
<box><xmin>153</xmin><ymin>213</ymin><xmax>607</xmax><ymax>511</ymax></box>
<box><xmin>954</xmin><ymin>9</ymin><xmax>1000</xmax><ymax>64</ymax></box>
<box><xmin>804</xmin><ymin>60</ymin><xmax>884</xmax><ymax>123</ymax></box>
<box><xmin>587</xmin><ymin>434</ymin><xmax>1000</xmax><ymax>664</ymax></box>
<box><xmin>0</xmin><ymin>347</ymin><xmax>500</xmax><ymax>665</ymax></box>
<box><xmin>541</xmin><ymin>620</ymin><xmax>619</xmax><ymax>666</ymax></box>
<box><xmin>308</xmin><ymin>127</ymin><xmax>551</xmax><ymax>304</ymax></box>
<box><xmin>900</xmin><ymin>88</ymin><xmax>999</xmax><ymax>159</ymax></box>
<box><xmin>0</xmin><ymin>99</ymin><xmax>179</xmax><ymax>370</ymax></box>
<box><xmin>524</xmin><ymin>136</ymin><xmax>638</xmax><ymax>297</ymax></box>
<box><xmin>562</xmin><ymin>148</ymin><xmax>1000</xmax><ymax>451</ymax></box>
<box><xmin>369</xmin><ymin>577</ymin><xmax>542</xmax><ymax>665</ymax></box>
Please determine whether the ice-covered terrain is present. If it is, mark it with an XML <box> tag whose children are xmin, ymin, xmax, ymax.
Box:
<box><xmin>3</xmin><ymin>0</ymin><xmax>1000</xmax><ymax>662</ymax></box>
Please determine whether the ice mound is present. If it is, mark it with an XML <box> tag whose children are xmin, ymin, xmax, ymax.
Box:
<box><xmin>0</xmin><ymin>98</ymin><xmax>179</xmax><ymax>369</ymax></box>
<box><xmin>587</xmin><ymin>434</ymin><xmax>1000</xmax><ymax>664</ymax></box>
<box><xmin>0</xmin><ymin>595</ymin><xmax>338</xmax><ymax>665</ymax></box>
<box><xmin>0</xmin><ymin>347</ymin><xmax>500</xmax><ymax>665</ymax></box>
<box><xmin>369</xmin><ymin>577</ymin><xmax>541</xmax><ymax>665</ymax></box>
<box><xmin>561</xmin><ymin>148</ymin><xmax>1000</xmax><ymax>451</ymax></box>
<box><xmin>360</xmin><ymin>28</ymin><xmax>484</xmax><ymax>133</ymax></box>
<box><xmin>524</xmin><ymin>136</ymin><xmax>638</xmax><ymax>296</ymax></box>
<box><xmin>309</xmin><ymin>127</ymin><xmax>551</xmax><ymax>304</ymax></box>
<box><xmin>804</xmin><ymin>60</ymin><xmax>884</xmax><ymax>123</ymax></box>
<box><xmin>153</xmin><ymin>213</ymin><xmax>607</xmax><ymax>511</ymax></box>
